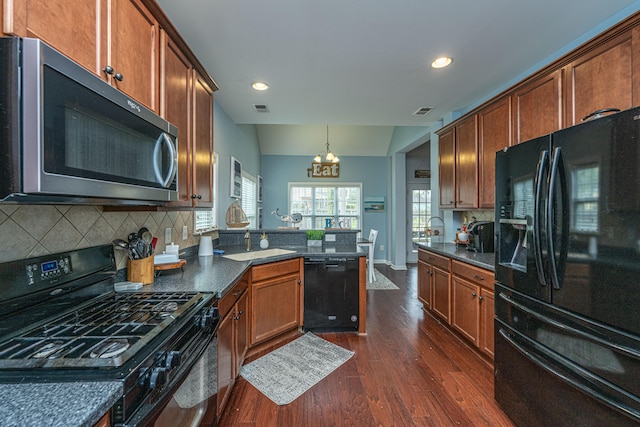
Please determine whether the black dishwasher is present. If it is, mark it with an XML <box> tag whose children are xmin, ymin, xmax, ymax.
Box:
<box><xmin>303</xmin><ymin>256</ymin><xmax>359</xmax><ymax>332</ymax></box>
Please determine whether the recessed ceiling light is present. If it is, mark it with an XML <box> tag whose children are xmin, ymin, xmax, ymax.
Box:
<box><xmin>431</xmin><ymin>57</ymin><xmax>453</xmax><ymax>69</ymax></box>
<box><xmin>251</xmin><ymin>81</ymin><xmax>269</xmax><ymax>91</ymax></box>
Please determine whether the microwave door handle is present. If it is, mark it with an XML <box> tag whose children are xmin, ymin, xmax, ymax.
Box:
<box><xmin>153</xmin><ymin>133</ymin><xmax>178</xmax><ymax>188</ymax></box>
<box><xmin>547</xmin><ymin>147</ymin><xmax>564</xmax><ymax>290</ymax></box>
<box><xmin>534</xmin><ymin>149</ymin><xmax>549</xmax><ymax>287</ymax></box>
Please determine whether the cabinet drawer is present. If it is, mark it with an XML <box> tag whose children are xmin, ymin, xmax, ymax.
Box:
<box><xmin>452</xmin><ymin>260</ymin><xmax>493</xmax><ymax>289</ymax></box>
<box><xmin>418</xmin><ymin>250</ymin><xmax>451</xmax><ymax>272</ymax></box>
<box><xmin>219</xmin><ymin>274</ymin><xmax>249</xmax><ymax>317</ymax></box>
<box><xmin>251</xmin><ymin>258</ymin><xmax>300</xmax><ymax>282</ymax></box>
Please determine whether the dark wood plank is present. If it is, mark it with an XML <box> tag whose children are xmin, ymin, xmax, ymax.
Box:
<box><xmin>217</xmin><ymin>265</ymin><xmax>515</xmax><ymax>427</ymax></box>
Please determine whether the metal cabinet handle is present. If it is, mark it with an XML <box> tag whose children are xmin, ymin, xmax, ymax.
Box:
<box><xmin>471</xmin><ymin>292</ymin><xmax>477</xmax><ymax>297</ymax></box>
<box><xmin>479</xmin><ymin>296</ymin><xmax>484</xmax><ymax>301</ymax></box>
<box><xmin>191</xmin><ymin>194</ymin><xmax>202</xmax><ymax>199</ymax></box>
<box><xmin>473</xmin><ymin>274</ymin><xmax>485</xmax><ymax>281</ymax></box>
<box><xmin>103</xmin><ymin>65</ymin><xmax>114</xmax><ymax>75</ymax></box>
<box><xmin>114</xmin><ymin>73</ymin><xmax>123</xmax><ymax>81</ymax></box>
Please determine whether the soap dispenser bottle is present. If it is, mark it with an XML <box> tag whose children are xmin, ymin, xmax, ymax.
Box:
<box><xmin>260</xmin><ymin>232</ymin><xmax>269</xmax><ymax>249</ymax></box>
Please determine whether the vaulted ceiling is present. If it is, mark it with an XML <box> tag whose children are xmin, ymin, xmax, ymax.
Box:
<box><xmin>157</xmin><ymin>0</ymin><xmax>639</xmax><ymax>156</ymax></box>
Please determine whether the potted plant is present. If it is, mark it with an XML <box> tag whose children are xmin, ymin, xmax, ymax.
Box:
<box><xmin>306</xmin><ymin>230</ymin><xmax>325</xmax><ymax>247</ymax></box>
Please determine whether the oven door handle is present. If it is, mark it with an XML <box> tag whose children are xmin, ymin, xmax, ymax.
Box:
<box><xmin>154</xmin><ymin>132</ymin><xmax>178</xmax><ymax>188</ymax></box>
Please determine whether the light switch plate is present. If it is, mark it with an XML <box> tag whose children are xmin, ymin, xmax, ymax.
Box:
<box><xmin>182</xmin><ymin>226</ymin><xmax>188</xmax><ymax>241</ymax></box>
<box><xmin>165</xmin><ymin>228</ymin><xmax>172</xmax><ymax>243</ymax></box>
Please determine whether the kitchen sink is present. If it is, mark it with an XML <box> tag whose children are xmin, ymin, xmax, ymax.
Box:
<box><xmin>222</xmin><ymin>248</ymin><xmax>296</xmax><ymax>262</ymax></box>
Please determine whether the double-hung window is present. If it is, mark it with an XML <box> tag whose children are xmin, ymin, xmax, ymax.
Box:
<box><xmin>242</xmin><ymin>172</ymin><xmax>258</xmax><ymax>229</ymax></box>
<box><xmin>289</xmin><ymin>183</ymin><xmax>362</xmax><ymax>229</ymax></box>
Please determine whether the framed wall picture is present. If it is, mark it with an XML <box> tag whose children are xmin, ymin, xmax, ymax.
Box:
<box><xmin>230</xmin><ymin>157</ymin><xmax>242</xmax><ymax>198</ymax></box>
<box><xmin>257</xmin><ymin>175</ymin><xmax>263</xmax><ymax>202</ymax></box>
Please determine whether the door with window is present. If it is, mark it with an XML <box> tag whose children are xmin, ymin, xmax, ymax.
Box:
<box><xmin>407</xmin><ymin>184</ymin><xmax>431</xmax><ymax>263</ymax></box>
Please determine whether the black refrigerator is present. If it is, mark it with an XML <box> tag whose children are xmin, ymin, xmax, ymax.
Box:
<box><xmin>494</xmin><ymin>106</ymin><xmax>640</xmax><ymax>426</ymax></box>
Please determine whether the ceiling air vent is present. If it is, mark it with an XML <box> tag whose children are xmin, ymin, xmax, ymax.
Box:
<box><xmin>413</xmin><ymin>107</ymin><xmax>433</xmax><ymax>116</ymax></box>
<box><xmin>253</xmin><ymin>104</ymin><xmax>270</xmax><ymax>113</ymax></box>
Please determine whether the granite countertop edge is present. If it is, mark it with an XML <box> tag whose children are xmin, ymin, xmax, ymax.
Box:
<box><xmin>415</xmin><ymin>242</ymin><xmax>495</xmax><ymax>271</ymax></box>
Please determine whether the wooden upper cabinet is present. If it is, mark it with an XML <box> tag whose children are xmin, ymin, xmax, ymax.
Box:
<box><xmin>161</xmin><ymin>31</ymin><xmax>193</xmax><ymax>207</ymax></box>
<box><xmin>512</xmin><ymin>69</ymin><xmax>563</xmax><ymax>144</ymax></box>
<box><xmin>192</xmin><ymin>70</ymin><xmax>214</xmax><ymax>207</ymax></box>
<box><xmin>3</xmin><ymin>0</ymin><xmax>159</xmax><ymax>111</ymax></box>
<box><xmin>2</xmin><ymin>0</ymin><xmax>103</xmax><ymax>73</ymax></box>
<box><xmin>455</xmin><ymin>115</ymin><xmax>478</xmax><ymax>209</ymax></box>
<box><xmin>478</xmin><ymin>96</ymin><xmax>511</xmax><ymax>209</ymax></box>
<box><xmin>564</xmin><ymin>31</ymin><xmax>634</xmax><ymax>127</ymax></box>
<box><xmin>438</xmin><ymin>128</ymin><xmax>456</xmax><ymax>209</ymax></box>
<box><xmin>109</xmin><ymin>0</ymin><xmax>159</xmax><ymax>111</ymax></box>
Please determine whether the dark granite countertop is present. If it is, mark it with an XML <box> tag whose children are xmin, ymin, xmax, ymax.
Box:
<box><xmin>415</xmin><ymin>242</ymin><xmax>495</xmax><ymax>271</ymax></box>
<box><xmin>0</xmin><ymin>244</ymin><xmax>365</xmax><ymax>427</ymax></box>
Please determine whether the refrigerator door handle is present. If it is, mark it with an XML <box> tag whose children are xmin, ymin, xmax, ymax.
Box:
<box><xmin>498</xmin><ymin>326</ymin><xmax>640</xmax><ymax>422</ymax></box>
<box><xmin>548</xmin><ymin>147</ymin><xmax>563</xmax><ymax>289</ymax></box>
<box><xmin>534</xmin><ymin>149</ymin><xmax>549</xmax><ymax>287</ymax></box>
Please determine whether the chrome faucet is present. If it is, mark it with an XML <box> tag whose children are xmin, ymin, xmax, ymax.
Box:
<box><xmin>244</xmin><ymin>230</ymin><xmax>251</xmax><ymax>251</ymax></box>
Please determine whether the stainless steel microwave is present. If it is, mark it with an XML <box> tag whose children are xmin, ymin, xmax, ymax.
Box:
<box><xmin>0</xmin><ymin>37</ymin><xmax>178</xmax><ymax>205</ymax></box>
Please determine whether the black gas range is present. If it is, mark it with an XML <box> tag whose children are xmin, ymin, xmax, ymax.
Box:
<box><xmin>0</xmin><ymin>245</ymin><xmax>219</xmax><ymax>426</ymax></box>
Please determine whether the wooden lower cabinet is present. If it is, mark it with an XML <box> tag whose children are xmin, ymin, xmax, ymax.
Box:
<box><xmin>417</xmin><ymin>259</ymin><xmax>431</xmax><ymax>309</ymax></box>
<box><xmin>217</xmin><ymin>274</ymin><xmax>249</xmax><ymax>417</ymax></box>
<box><xmin>479</xmin><ymin>288</ymin><xmax>494</xmax><ymax>358</ymax></box>
<box><xmin>418</xmin><ymin>249</ymin><xmax>494</xmax><ymax>360</ymax></box>
<box><xmin>249</xmin><ymin>258</ymin><xmax>302</xmax><ymax>346</ymax></box>
<box><xmin>418</xmin><ymin>250</ymin><xmax>451</xmax><ymax>323</ymax></box>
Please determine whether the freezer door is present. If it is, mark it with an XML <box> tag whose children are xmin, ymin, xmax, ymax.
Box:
<box><xmin>495</xmin><ymin>134</ymin><xmax>552</xmax><ymax>302</ymax></box>
<box><xmin>495</xmin><ymin>284</ymin><xmax>640</xmax><ymax>426</ymax></box>
<box><xmin>551</xmin><ymin>107</ymin><xmax>640</xmax><ymax>336</ymax></box>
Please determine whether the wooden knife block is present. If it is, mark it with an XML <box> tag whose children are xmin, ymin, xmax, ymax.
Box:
<box><xmin>127</xmin><ymin>255</ymin><xmax>155</xmax><ymax>285</ymax></box>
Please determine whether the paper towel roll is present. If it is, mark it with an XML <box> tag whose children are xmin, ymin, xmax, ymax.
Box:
<box><xmin>198</xmin><ymin>236</ymin><xmax>213</xmax><ymax>256</ymax></box>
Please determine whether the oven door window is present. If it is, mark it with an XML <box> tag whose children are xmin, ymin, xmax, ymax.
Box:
<box><xmin>42</xmin><ymin>66</ymin><xmax>177</xmax><ymax>190</ymax></box>
<box><xmin>154</xmin><ymin>338</ymin><xmax>218</xmax><ymax>426</ymax></box>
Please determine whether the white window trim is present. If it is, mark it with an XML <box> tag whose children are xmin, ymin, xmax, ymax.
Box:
<box><xmin>288</xmin><ymin>182</ymin><xmax>363</xmax><ymax>230</ymax></box>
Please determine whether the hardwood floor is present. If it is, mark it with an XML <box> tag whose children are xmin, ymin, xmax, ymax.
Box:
<box><xmin>217</xmin><ymin>264</ymin><xmax>516</xmax><ymax>426</ymax></box>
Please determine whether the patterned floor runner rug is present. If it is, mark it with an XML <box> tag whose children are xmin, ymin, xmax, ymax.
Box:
<box><xmin>239</xmin><ymin>332</ymin><xmax>354</xmax><ymax>405</ymax></box>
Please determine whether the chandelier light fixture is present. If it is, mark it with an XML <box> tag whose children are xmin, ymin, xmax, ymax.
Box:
<box><xmin>314</xmin><ymin>125</ymin><xmax>340</xmax><ymax>163</ymax></box>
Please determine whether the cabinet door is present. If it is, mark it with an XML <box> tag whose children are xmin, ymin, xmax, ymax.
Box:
<box><xmin>431</xmin><ymin>267</ymin><xmax>451</xmax><ymax>323</ymax></box>
<box><xmin>564</xmin><ymin>31</ymin><xmax>633</xmax><ymax>127</ymax></box>
<box><xmin>451</xmin><ymin>276</ymin><xmax>480</xmax><ymax>346</ymax></box>
<box><xmin>250</xmin><ymin>273</ymin><xmax>301</xmax><ymax>346</ymax></box>
<box><xmin>478</xmin><ymin>97</ymin><xmax>511</xmax><ymax>208</ymax></box>
<box><xmin>512</xmin><ymin>69</ymin><xmax>563</xmax><ymax>144</ymax></box>
<box><xmin>3</xmin><ymin>0</ymin><xmax>103</xmax><ymax>74</ymax></box>
<box><xmin>438</xmin><ymin>128</ymin><xmax>456</xmax><ymax>209</ymax></box>
<box><xmin>216</xmin><ymin>311</ymin><xmax>234</xmax><ymax>417</ymax></box>
<box><xmin>455</xmin><ymin>115</ymin><xmax>478</xmax><ymax>209</ymax></box>
<box><xmin>417</xmin><ymin>260</ymin><xmax>431</xmax><ymax>309</ymax></box>
<box><xmin>110</xmin><ymin>0</ymin><xmax>159</xmax><ymax>111</ymax></box>
<box><xmin>234</xmin><ymin>291</ymin><xmax>248</xmax><ymax>377</ymax></box>
<box><xmin>191</xmin><ymin>70</ymin><xmax>214</xmax><ymax>207</ymax></box>
<box><xmin>161</xmin><ymin>31</ymin><xmax>193</xmax><ymax>207</ymax></box>
<box><xmin>479</xmin><ymin>288</ymin><xmax>495</xmax><ymax>358</ymax></box>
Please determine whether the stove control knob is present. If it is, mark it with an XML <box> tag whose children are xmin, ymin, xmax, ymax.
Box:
<box><xmin>165</xmin><ymin>351</ymin><xmax>181</xmax><ymax>369</ymax></box>
<box><xmin>149</xmin><ymin>367</ymin><xmax>167</xmax><ymax>390</ymax></box>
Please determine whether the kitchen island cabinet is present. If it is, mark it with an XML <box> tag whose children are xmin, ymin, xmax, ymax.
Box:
<box><xmin>249</xmin><ymin>258</ymin><xmax>302</xmax><ymax>346</ymax></box>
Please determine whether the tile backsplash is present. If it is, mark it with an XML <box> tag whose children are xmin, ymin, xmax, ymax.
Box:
<box><xmin>0</xmin><ymin>205</ymin><xmax>201</xmax><ymax>269</ymax></box>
